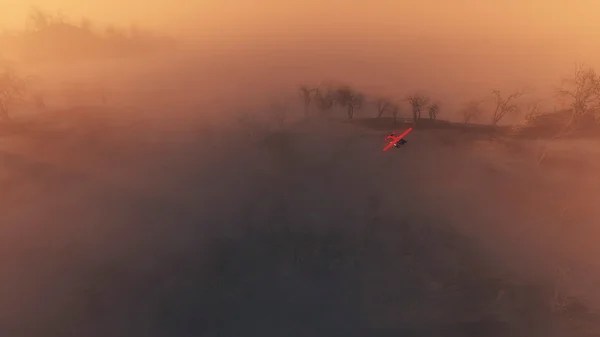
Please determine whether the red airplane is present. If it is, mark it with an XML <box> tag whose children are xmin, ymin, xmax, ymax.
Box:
<box><xmin>382</xmin><ymin>127</ymin><xmax>413</xmax><ymax>151</ymax></box>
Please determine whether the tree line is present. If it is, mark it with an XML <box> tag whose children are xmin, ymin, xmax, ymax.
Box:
<box><xmin>1</xmin><ymin>63</ymin><xmax>600</xmax><ymax>136</ymax></box>
<box><xmin>0</xmin><ymin>8</ymin><xmax>176</xmax><ymax>63</ymax></box>
<box><xmin>299</xmin><ymin>83</ymin><xmax>440</xmax><ymax>125</ymax></box>
<box><xmin>299</xmin><ymin>64</ymin><xmax>600</xmax><ymax>133</ymax></box>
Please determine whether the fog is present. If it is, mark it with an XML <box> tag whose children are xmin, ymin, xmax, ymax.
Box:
<box><xmin>1</xmin><ymin>2</ymin><xmax>600</xmax><ymax>336</ymax></box>
<box><xmin>5</xmin><ymin>0</ymin><xmax>600</xmax><ymax>113</ymax></box>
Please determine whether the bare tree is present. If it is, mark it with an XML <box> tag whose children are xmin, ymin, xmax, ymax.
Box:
<box><xmin>461</xmin><ymin>100</ymin><xmax>484</xmax><ymax>124</ymax></box>
<box><xmin>428</xmin><ymin>102</ymin><xmax>440</xmax><ymax>120</ymax></box>
<box><xmin>0</xmin><ymin>68</ymin><xmax>27</xmax><ymax>121</ymax></box>
<box><xmin>491</xmin><ymin>89</ymin><xmax>523</xmax><ymax>125</ymax></box>
<box><xmin>298</xmin><ymin>85</ymin><xmax>317</xmax><ymax>118</ymax></box>
<box><xmin>376</xmin><ymin>98</ymin><xmax>391</xmax><ymax>118</ymax></box>
<box><xmin>28</xmin><ymin>7</ymin><xmax>49</xmax><ymax>31</ymax></box>
<box><xmin>406</xmin><ymin>93</ymin><xmax>429</xmax><ymax>124</ymax></box>
<box><xmin>314</xmin><ymin>85</ymin><xmax>336</xmax><ymax>113</ymax></box>
<box><xmin>556</xmin><ymin>64</ymin><xmax>600</xmax><ymax>128</ymax></box>
<box><xmin>523</xmin><ymin>100</ymin><xmax>544</xmax><ymax>123</ymax></box>
<box><xmin>335</xmin><ymin>86</ymin><xmax>364</xmax><ymax>119</ymax></box>
<box><xmin>27</xmin><ymin>8</ymin><xmax>67</xmax><ymax>31</ymax></box>
<box><xmin>54</xmin><ymin>10</ymin><xmax>67</xmax><ymax>25</ymax></box>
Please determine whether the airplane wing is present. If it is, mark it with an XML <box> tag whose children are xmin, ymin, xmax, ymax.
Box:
<box><xmin>382</xmin><ymin>127</ymin><xmax>413</xmax><ymax>151</ymax></box>
<box><xmin>382</xmin><ymin>139</ymin><xmax>399</xmax><ymax>151</ymax></box>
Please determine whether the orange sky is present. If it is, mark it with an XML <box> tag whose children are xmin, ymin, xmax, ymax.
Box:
<box><xmin>3</xmin><ymin>0</ymin><xmax>600</xmax><ymax>116</ymax></box>
<box><xmin>1</xmin><ymin>0</ymin><xmax>599</xmax><ymax>40</ymax></box>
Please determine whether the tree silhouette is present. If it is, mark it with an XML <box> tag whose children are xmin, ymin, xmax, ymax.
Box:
<box><xmin>335</xmin><ymin>86</ymin><xmax>364</xmax><ymax>119</ymax></box>
<box><xmin>376</xmin><ymin>98</ymin><xmax>391</xmax><ymax>118</ymax></box>
<box><xmin>428</xmin><ymin>103</ymin><xmax>440</xmax><ymax>120</ymax></box>
<box><xmin>314</xmin><ymin>85</ymin><xmax>336</xmax><ymax>114</ymax></box>
<box><xmin>556</xmin><ymin>64</ymin><xmax>600</xmax><ymax>128</ymax></box>
<box><xmin>491</xmin><ymin>90</ymin><xmax>523</xmax><ymax>125</ymax></box>
<box><xmin>522</xmin><ymin>100</ymin><xmax>544</xmax><ymax>123</ymax></box>
<box><xmin>0</xmin><ymin>68</ymin><xmax>27</xmax><ymax>121</ymax></box>
<box><xmin>406</xmin><ymin>94</ymin><xmax>429</xmax><ymax>124</ymax></box>
<box><xmin>28</xmin><ymin>7</ymin><xmax>49</xmax><ymax>31</ymax></box>
<box><xmin>299</xmin><ymin>85</ymin><xmax>318</xmax><ymax>118</ymax></box>
<box><xmin>461</xmin><ymin>100</ymin><xmax>484</xmax><ymax>124</ymax></box>
<box><xmin>17</xmin><ymin>7</ymin><xmax>176</xmax><ymax>62</ymax></box>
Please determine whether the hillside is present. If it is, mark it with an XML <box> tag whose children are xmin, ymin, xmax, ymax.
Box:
<box><xmin>1</xmin><ymin>107</ymin><xmax>600</xmax><ymax>336</ymax></box>
<box><xmin>509</xmin><ymin>109</ymin><xmax>600</xmax><ymax>139</ymax></box>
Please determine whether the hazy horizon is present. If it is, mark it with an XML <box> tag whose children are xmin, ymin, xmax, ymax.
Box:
<box><xmin>3</xmin><ymin>0</ymin><xmax>600</xmax><ymax>37</ymax></box>
<box><xmin>2</xmin><ymin>1</ymin><xmax>600</xmax><ymax>120</ymax></box>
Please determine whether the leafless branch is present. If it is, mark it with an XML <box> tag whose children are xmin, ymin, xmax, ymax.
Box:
<box><xmin>428</xmin><ymin>102</ymin><xmax>440</xmax><ymax>120</ymax></box>
<box><xmin>523</xmin><ymin>100</ymin><xmax>544</xmax><ymax>123</ymax></box>
<box><xmin>313</xmin><ymin>84</ymin><xmax>336</xmax><ymax>113</ymax></box>
<box><xmin>376</xmin><ymin>98</ymin><xmax>391</xmax><ymax>118</ymax></box>
<box><xmin>0</xmin><ymin>67</ymin><xmax>27</xmax><ymax>121</ymax></box>
<box><xmin>555</xmin><ymin>63</ymin><xmax>600</xmax><ymax>129</ymax></box>
<box><xmin>461</xmin><ymin>100</ymin><xmax>485</xmax><ymax>124</ymax></box>
<box><xmin>298</xmin><ymin>85</ymin><xmax>318</xmax><ymax>118</ymax></box>
<box><xmin>491</xmin><ymin>89</ymin><xmax>523</xmax><ymax>125</ymax></box>
<box><xmin>334</xmin><ymin>85</ymin><xmax>364</xmax><ymax>119</ymax></box>
<box><xmin>406</xmin><ymin>93</ymin><xmax>429</xmax><ymax>124</ymax></box>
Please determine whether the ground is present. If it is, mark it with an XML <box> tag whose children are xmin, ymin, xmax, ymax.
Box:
<box><xmin>1</xmin><ymin>108</ymin><xmax>600</xmax><ymax>336</ymax></box>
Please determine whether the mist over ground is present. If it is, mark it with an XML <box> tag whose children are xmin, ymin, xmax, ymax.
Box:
<box><xmin>2</xmin><ymin>5</ymin><xmax>600</xmax><ymax>337</ymax></box>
